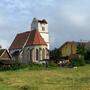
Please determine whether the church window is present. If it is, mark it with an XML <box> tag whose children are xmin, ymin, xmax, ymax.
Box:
<box><xmin>42</xmin><ymin>48</ymin><xmax>45</xmax><ymax>59</ymax></box>
<box><xmin>30</xmin><ymin>49</ymin><xmax>32</xmax><ymax>62</ymax></box>
<box><xmin>36</xmin><ymin>49</ymin><xmax>39</xmax><ymax>61</ymax></box>
<box><xmin>42</xmin><ymin>26</ymin><xmax>45</xmax><ymax>31</ymax></box>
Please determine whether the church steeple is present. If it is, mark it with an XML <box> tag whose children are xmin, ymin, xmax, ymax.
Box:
<box><xmin>31</xmin><ymin>18</ymin><xmax>38</xmax><ymax>30</ymax></box>
<box><xmin>31</xmin><ymin>18</ymin><xmax>49</xmax><ymax>49</ymax></box>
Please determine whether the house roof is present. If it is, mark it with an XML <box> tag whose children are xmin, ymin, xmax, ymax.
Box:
<box><xmin>9</xmin><ymin>30</ymin><xmax>47</xmax><ymax>50</ymax></box>
<box><xmin>0</xmin><ymin>49</ymin><xmax>5</xmax><ymax>56</ymax></box>
<box><xmin>59</xmin><ymin>41</ymin><xmax>87</xmax><ymax>50</ymax></box>
<box><xmin>0</xmin><ymin>49</ymin><xmax>12</xmax><ymax>60</ymax></box>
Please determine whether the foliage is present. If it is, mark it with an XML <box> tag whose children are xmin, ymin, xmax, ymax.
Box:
<box><xmin>0</xmin><ymin>62</ymin><xmax>27</xmax><ymax>71</ymax></box>
<box><xmin>76</xmin><ymin>43</ymin><xmax>86</xmax><ymax>66</ymax></box>
<box><xmin>28</xmin><ymin>62</ymin><xmax>58</xmax><ymax>70</ymax></box>
<box><xmin>0</xmin><ymin>60</ymin><xmax>58</xmax><ymax>71</ymax></box>
<box><xmin>78</xmin><ymin>56</ymin><xmax>86</xmax><ymax>66</ymax></box>
<box><xmin>50</xmin><ymin>48</ymin><xmax>61</xmax><ymax>60</ymax></box>
<box><xmin>48</xmin><ymin>61</ymin><xmax>58</xmax><ymax>69</ymax></box>
<box><xmin>84</xmin><ymin>49</ymin><xmax>90</xmax><ymax>63</ymax></box>
<box><xmin>71</xmin><ymin>57</ymin><xmax>78</xmax><ymax>67</ymax></box>
<box><xmin>71</xmin><ymin>55</ymin><xmax>85</xmax><ymax>67</ymax></box>
<box><xmin>10</xmin><ymin>63</ymin><xmax>26</xmax><ymax>70</ymax></box>
<box><xmin>28</xmin><ymin>63</ymin><xmax>45</xmax><ymax>70</ymax></box>
<box><xmin>77</xmin><ymin>43</ymin><xmax>86</xmax><ymax>55</ymax></box>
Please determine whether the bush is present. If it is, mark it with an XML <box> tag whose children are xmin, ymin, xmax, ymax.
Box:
<box><xmin>71</xmin><ymin>55</ymin><xmax>85</xmax><ymax>67</ymax></box>
<box><xmin>84</xmin><ymin>50</ymin><xmax>90</xmax><ymax>64</ymax></box>
<box><xmin>28</xmin><ymin>63</ymin><xmax>44</xmax><ymax>70</ymax></box>
<box><xmin>48</xmin><ymin>61</ymin><xmax>58</xmax><ymax>68</ymax></box>
<box><xmin>78</xmin><ymin>56</ymin><xmax>86</xmax><ymax>66</ymax></box>
<box><xmin>28</xmin><ymin>61</ymin><xmax>58</xmax><ymax>70</ymax></box>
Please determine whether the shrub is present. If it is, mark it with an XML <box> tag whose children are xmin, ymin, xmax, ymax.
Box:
<box><xmin>84</xmin><ymin>50</ymin><xmax>90</xmax><ymax>64</ymax></box>
<box><xmin>71</xmin><ymin>55</ymin><xmax>85</xmax><ymax>67</ymax></box>
<box><xmin>28</xmin><ymin>63</ymin><xmax>44</xmax><ymax>70</ymax></box>
<box><xmin>28</xmin><ymin>61</ymin><xmax>58</xmax><ymax>70</ymax></box>
<box><xmin>71</xmin><ymin>58</ymin><xmax>78</xmax><ymax>67</ymax></box>
<box><xmin>48</xmin><ymin>61</ymin><xmax>58</xmax><ymax>68</ymax></box>
<box><xmin>78</xmin><ymin>56</ymin><xmax>85</xmax><ymax>66</ymax></box>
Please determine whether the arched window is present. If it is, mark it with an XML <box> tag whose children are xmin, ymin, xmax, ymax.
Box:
<box><xmin>36</xmin><ymin>49</ymin><xmax>39</xmax><ymax>61</ymax></box>
<box><xmin>27</xmin><ymin>49</ymin><xmax>30</xmax><ymax>63</ymax></box>
<box><xmin>42</xmin><ymin>48</ymin><xmax>45</xmax><ymax>59</ymax></box>
<box><xmin>30</xmin><ymin>49</ymin><xmax>32</xmax><ymax>62</ymax></box>
<box><xmin>39</xmin><ymin>48</ymin><xmax>42</xmax><ymax>60</ymax></box>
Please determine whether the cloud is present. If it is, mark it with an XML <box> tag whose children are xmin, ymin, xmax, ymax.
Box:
<box><xmin>61</xmin><ymin>11</ymin><xmax>87</xmax><ymax>28</ymax></box>
<box><xmin>0</xmin><ymin>0</ymin><xmax>90</xmax><ymax>49</ymax></box>
<box><xmin>69</xmin><ymin>15</ymin><xmax>86</xmax><ymax>26</ymax></box>
<box><xmin>0</xmin><ymin>39</ymin><xmax>9</xmax><ymax>48</ymax></box>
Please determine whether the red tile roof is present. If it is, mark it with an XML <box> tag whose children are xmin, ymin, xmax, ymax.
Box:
<box><xmin>9</xmin><ymin>31</ymin><xmax>30</xmax><ymax>50</ymax></box>
<box><xmin>9</xmin><ymin>30</ymin><xmax>46</xmax><ymax>50</ymax></box>
<box><xmin>26</xmin><ymin>30</ymin><xmax>47</xmax><ymax>46</ymax></box>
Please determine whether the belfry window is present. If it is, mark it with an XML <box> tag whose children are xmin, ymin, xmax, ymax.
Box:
<box><xmin>42</xmin><ymin>26</ymin><xmax>45</xmax><ymax>31</ymax></box>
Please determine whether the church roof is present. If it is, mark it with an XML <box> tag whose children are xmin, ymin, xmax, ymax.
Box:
<box><xmin>26</xmin><ymin>30</ymin><xmax>47</xmax><ymax>46</ymax></box>
<box><xmin>9</xmin><ymin>31</ymin><xmax>30</xmax><ymax>49</ymax></box>
<box><xmin>9</xmin><ymin>30</ymin><xmax>47</xmax><ymax>50</ymax></box>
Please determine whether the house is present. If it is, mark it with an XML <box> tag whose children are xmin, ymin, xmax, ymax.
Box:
<box><xmin>59</xmin><ymin>41</ymin><xmax>90</xmax><ymax>57</ymax></box>
<box><xmin>59</xmin><ymin>42</ymin><xmax>77</xmax><ymax>57</ymax></box>
<box><xmin>0</xmin><ymin>49</ymin><xmax>12</xmax><ymax>66</ymax></box>
<box><xmin>9</xmin><ymin>18</ymin><xmax>50</xmax><ymax>64</ymax></box>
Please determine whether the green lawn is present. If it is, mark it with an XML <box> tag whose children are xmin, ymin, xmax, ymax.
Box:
<box><xmin>0</xmin><ymin>65</ymin><xmax>90</xmax><ymax>90</ymax></box>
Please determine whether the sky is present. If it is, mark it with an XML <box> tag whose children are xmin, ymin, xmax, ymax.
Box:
<box><xmin>0</xmin><ymin>0</ymin><xmax>90</xmax><ymax>49</ymax></box>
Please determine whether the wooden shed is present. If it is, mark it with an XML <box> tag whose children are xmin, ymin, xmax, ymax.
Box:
<box><xmin>0</xmin><ymin>49</ymin><xmax>13</xmax><ymax>67</ymax></box>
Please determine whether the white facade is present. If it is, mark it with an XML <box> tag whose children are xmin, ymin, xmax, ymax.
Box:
<box><xmin>21</xmin><ymin>45</ymin><xmax>49</xmax><ymax>64</ymax></box>
<box><xmin>31</xmin><ymin>18</ymin><xmax>50</xmax><ymax>49</ymax></box>
<box><xmin>9</xmin><ymin>18</ymin><xmax>50</xmax><ymax>64</ymax></box>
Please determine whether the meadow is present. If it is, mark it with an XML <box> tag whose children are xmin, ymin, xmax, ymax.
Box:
<box><xmin>0</xmin><ymin>65</ymin><xmax>90</xmax><ymax>90</ymax></box>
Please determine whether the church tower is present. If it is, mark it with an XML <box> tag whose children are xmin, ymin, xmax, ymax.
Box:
<box><xmin>31</xmin><ymin>18</ymin><xmax>50</xmax><ymax>49</ymax></box>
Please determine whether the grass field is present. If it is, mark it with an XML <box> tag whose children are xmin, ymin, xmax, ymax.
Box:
<box><xmin>0</xmin><ymin>65</ymin><xmax>90</xmax><ymax>90</ymax></box>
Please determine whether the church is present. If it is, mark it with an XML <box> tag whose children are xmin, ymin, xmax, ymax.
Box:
<box><xmin>9</xmin><ymin>18</ymin><xmax>50</xmax><ymax>64</ymax></box>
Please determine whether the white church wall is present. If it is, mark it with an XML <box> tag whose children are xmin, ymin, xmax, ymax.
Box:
<box><xmin>40</xmin><ymin>33</ymin><xmax>49</xmax><ymax>49</ymax></box>
<box><xmin>24</xmin><ymin>45</ymin><xmax>48</xmax><ymax>63</ymax></box>
<box><xmin>38</xmin><ymin>23</ymin><xmax>48</xmax><ymax>33</ymax></box>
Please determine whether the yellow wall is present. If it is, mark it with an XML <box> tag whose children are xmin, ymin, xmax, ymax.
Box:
<box><xmin>61</xmin><ymin>43</ymin><xmax>77</xmax><ymax>57</ymax></box>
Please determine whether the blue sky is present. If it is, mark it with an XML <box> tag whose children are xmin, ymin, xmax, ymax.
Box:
<box><xmin>0</xmin><ymin>0</ymin><xmax>90</xmax><ymax>49</ymax></box>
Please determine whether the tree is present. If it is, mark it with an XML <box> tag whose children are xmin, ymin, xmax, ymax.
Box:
<box><xmin>50</xmin><ymin>48</ymin><xmax>61</xmax><ymax>60</ymax></box>
<box><xmin>76</xmin><ymin>43</ymin><xmax>86</xmax><ymax>66</ymax></box>
<box><xmin>84</xmin><ymin>49</ymin><xmax>90</xmax><ymax>63</ymax></box>
<box><xmin>77</xmin><ymin>43</ymin><xmax>86</xmax><ymax>55</ymax></box>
